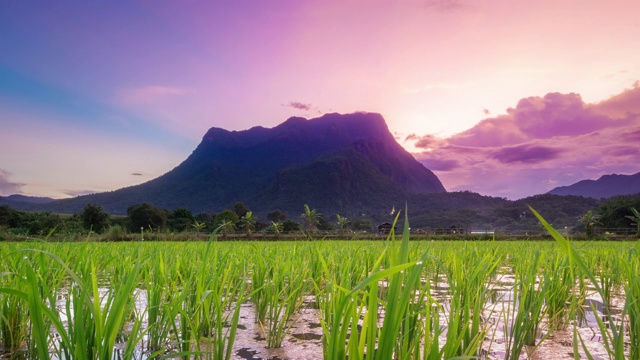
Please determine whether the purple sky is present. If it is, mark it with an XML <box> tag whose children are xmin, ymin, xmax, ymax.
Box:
<box><xmin>1</xmin><ymin>1</ymin><xmax>639</xmax><ymax>199</ymax></box>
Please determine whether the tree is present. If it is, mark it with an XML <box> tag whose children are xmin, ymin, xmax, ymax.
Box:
<box><xmin>268</xmin><ymin>221</ymin><xmax>284</xmax><ymax>237</ymax></box>
<box><xmin>267</xmin><ymin>209</ymin><xmax>287</xmax><ymax>223</ymax></box>
<box><xmin>233</xmin><ymin>202</ymin><xmax>250</xmax><ymax>218</ymax></box>
<box><xmin>127</xmin><ymin>203</ymin><xmax>168</xmax><ymax>232</ymax></box>
<box><xmin>168</xmin><ymin>208</ymin><xmax>195</xmax><ymax>232</ymax></box>
<box><xmin>0</xmin><ymin>205</ymin><xmax>21</xmax><ymax>229</ymax></box>
<box><xmin>239</xmin><ymin>211</ymin><xmax>257</xmax><ymax>236</ymax></box>
<box><xmin>626</xmin><ymin>208</ymin><xmax>640</xmax><ymax>237</ymax></box>
<box><xmin>336</xmin><ymin>214</ymin><xmax>350</xmax><ymax>237</ymax></box>
<box><xmin>195</xmin><ymin>212</ymin><xmax>216</xmax><ymax>232</ymax></box>
<box><xmin>597</xmin><ymin>195</ymin><xmax>640</xmax><ymax>228</ymax></box>
<box><xmin>80</xmin><ymin>203</ymin><xmax>110</xmax><ymax>233</ymax></box>
<box><xmin>192</xmin><ymin>220</ymin><xmax>206</xmax><ymax>235</ymax></box>
<box><xmin>300</xmin><ymin>204</ymin><xmax>321</xmax><ymax>235</ymax></box>
<box><xmin>579</xmin><ymin>210</ymin><xmax>600</xmax><ymax>238</ymax></box>
<box><xmin>352</xmin><ymin>218</ymin><xmax>373</xmax><ymax>232</ymax></box>
<box><xmin>281</xmin><ymin>220</ymin><xmax>300</xmax><ymax>233</ymax></box>
<box><xmin>215</xmin><ymin>209</ymin><xmax>238</xmax><ymax>238</ymax></box>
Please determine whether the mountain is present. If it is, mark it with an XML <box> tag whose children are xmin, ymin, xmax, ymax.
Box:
<box><xmin>0</xmin><ymin>195</ymin><xmax>55</xmax><ymax>205</ymax></box>
<box><xmin>21</xmin><ymin>112</ymin><xmax>446</xmax><ymax>215</ymax></box>
<box><xmin>548</xmin><ymin>172</ymin><xmax>640</xmax><ymax>198</ymax></box>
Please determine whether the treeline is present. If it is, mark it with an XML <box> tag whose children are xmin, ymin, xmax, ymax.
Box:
<box><xmin>0</xmin><ymin>202</ymin><xmax>372</xmax><ymax>240</ymax></box>
<box><xmin>1</xmin><ymin>194</ymin><xmax>639</xmax><ymax>240</ymax></box>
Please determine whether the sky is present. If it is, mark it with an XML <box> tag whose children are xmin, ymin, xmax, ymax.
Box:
<box><xmin>1</xmin><ymin>0</ymin><xmax>639</xmax><ymax>200</ymax></box>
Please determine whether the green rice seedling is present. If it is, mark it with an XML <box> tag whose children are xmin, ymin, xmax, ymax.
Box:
<box><xmin>501</xmin><ymin>250</ymin><xmax>549</xmax><ymax>360</ymax></box>
<box><xmin>169</xmin><ymin>234</ymin><xmax>247</xmax><ymax>359</ymax></box>
<box><xmin>0</xmin><ymin>254</ymin><xmax>29</xmax><ymax>352</ymax></box>
<box><xmin>625</xmin><ymin>247</ymin><xmax>640</xmax><ymax>360</ymax></box>
<box><xmin>260</xmin><ymin>260</ymin><xmax>308</xmax><ymax>348</ymax></box>
<box><xmin>596</xmin><ymin>254</ymin><xmax>623</xmax><ymax>309</ymax></box>
<box><xmin>318</xmin><ymin>209</ymin><xmax>431</xmax><ymax>360</ymax></box>
<box><xmin>250</xmin><ymin>252</ymin><xmax>271</xmax><ymax>324</ymax></box>
<box><xmin>531</xmin><ymin>206</ymin><xmax>627</xmax><ymax>360</ymax></box>
<box><xmin>440</xmin><ymin>245</ymin><xmax>500</xmax><ymax>359</ymax></box>
<box><xmin>543</xmin><ymin>253</ymin><xmax>575</xmax><ymax>330</ymax></box>
<box><xmin>144</xmin><ymin>252</ymin><xmax>178</xmax><ymax>351</ymax></box>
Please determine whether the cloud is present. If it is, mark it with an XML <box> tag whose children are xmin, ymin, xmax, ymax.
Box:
<box><xmin>63</xmin><ymin>190</ymin><xmax>98</xmax><ymax>197</ymax></box>
<box><xmin>0</xmin><ymin>169</ymin><xmax>24</xmax><ymax>196</ymax></box>
<box><xmin>411</xmin><ymin>85</ymin><xmax>640</xmax><ymax>199</ymax></box>
<box><xmin>419</xmin><ymin>158</ymin><xmax>460</xmax><ymax>171</ymax></box>
<box><xmin>131</xmin><ymin>172</ymin><xmax>143</xmax><ymax>176</ymax></box>
<box><xmin>284</xmin><ymin>101</ymin><xmax>314</xmax><ymax>111</ymax></box>
<box><xmin>414</xmin><ymin>134</ymin><xmax>447</xmax><ymax>149</ymax></box>
<box><xmin>405</xmin><ymin>133</ymin><xmax>419</xmax><ymax>141</ymax></box>
<box><xmin>490</xmin><ymin>145</ymin><xmax>562</xmax><ymax>164</ymax></box>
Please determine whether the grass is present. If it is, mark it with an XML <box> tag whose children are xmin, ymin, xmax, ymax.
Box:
<box><xmin>0</xmin><ymin>218</ymin><xmax>637</xmax><ymax>359</ymax></box>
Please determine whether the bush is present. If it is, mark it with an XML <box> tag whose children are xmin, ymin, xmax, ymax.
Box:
<box><xmin>101</xmin><ymin>225</ymin><xmax>129</xmax><ymax>242</ymax></box>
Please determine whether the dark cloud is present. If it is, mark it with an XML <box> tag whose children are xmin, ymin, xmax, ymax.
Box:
<box><xmin>490</xmin><ymin>145</ymin><xmax>562</xmax><ymax>164</ymax></box>
<box><xmin>413</xmin><ymin>134</ymin><xmax>446</xmax><ymax>149</ymax></box>
<box><xmin>621</xmin><ymin>128</ymin><xmax>640</xmax><ymax>142</ymax></box>
<box><xmin>405</xmin><ymin>133</ymin><xmax>419</xmax><ymax>141</ymax></box>
<box><xmin>593</xmin><ymin>81</ymin><xmax>640</xmax><ymax>119</ymax></box>
<box><xmin>419</xmin><ymin>158</ymin><xmax>460</xmax><ymax>171</ymax></box>
<box><xmin>63</xmin><ymin>190</ymin><xmax>97</xmax><ymax>197</ymax></box>
<box><xmin>285</xmin><ymin>101</ymin><xmax>313</xmax><ymax>111</ymax></box>
<box><xmin>511</xmin><ymin>92</ymin><xmax>611</xmax><ymax>139</ymax></box>
<box><xmin>409</xmin><ymin>85</ymin><xmax>640</xmax><ymax>198</ymax></box>
<box><xmin>131</xmin><ymin>172</ymin><xmax>143</xmax><ymax>176</ymax></box>
<box><xmin>0</xmin><ymin>169</ymin><xmax>24</xmax><ymax>195</ymax></box>
<box><xmin>603</xmin><ymin>146</ymin><xmax>640</xmax><ymax>157</ymax></box>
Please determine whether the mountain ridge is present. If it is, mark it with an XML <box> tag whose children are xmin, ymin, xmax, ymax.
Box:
<box><xmin>12</xmin><ymin>112</ymin><xmax>445</xmax><ymax>215</ymax></box>
<box><xmin>548</xmin><ymin>172</ymin><xmax>640</xmax><ymax>198</ymax></box>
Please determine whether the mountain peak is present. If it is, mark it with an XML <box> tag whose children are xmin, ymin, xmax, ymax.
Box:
<box><xmin>548</xmin><ymin>172</ymin><xmax>640</xmax><ymax>198</ymax></box>
<box><xmin>20</xmin><ymin>112</ymin><xmax>445</xmax><ymax>215</ymax></box>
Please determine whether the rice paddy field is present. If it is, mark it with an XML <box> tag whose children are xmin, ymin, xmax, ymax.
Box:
<box><xmin>1</xmin><ymin>213</ymin><xmax>639</xmax><ymax>360</ymax></box>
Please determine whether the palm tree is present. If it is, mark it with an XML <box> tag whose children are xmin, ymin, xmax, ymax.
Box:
<box><xmin>336</xmin><ymin>214</ymin><xmax>350</xmax><ymax>238</ymax></box>
<box><xmin>579</xmin><ymin>210</ymin><xmax>600</xmax><ymax>238</ymax></box>
<box><xmin>300</xmin><ymin>204</ymin><xmax>320</xmax><ymax>236</ymax></box>
<box><xmin>191</xmin><ymin>220</ymin><xmax>206</xmax><ymax>235</ymax></box>
<box><xmin>216</xmin><ymin>220</ymin><xmax>235</xmax><ymax>239</ymax></box>
<box><xmin>269</xmin><ymin>221</ymin><xmax>283</xmax><ymax>238</ymax></box>
<box><xmin>240</xmin><ymin>211</ymin><xmax>257</xmax><ymax>236</ymax></box>
<box><xmin>625</xmin><ymin>208</ymin><xmax>640</xmax><ymax>237</ymax></box>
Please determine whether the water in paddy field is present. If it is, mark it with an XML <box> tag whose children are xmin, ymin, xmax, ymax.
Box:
<box><xmin>1</xmin><ymin>278</ymin><xmax>628</xmax><ymax>360</ymax></box>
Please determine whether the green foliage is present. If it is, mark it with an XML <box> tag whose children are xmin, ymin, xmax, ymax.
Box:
<box><xmin>215</xmin><ymin>209</ymin><xmax>238</xmax><ymax>236</ymax></box>
<box><xmin>126</xmin><ymin>203</ymin><xmax>168</xmax><ymax>232</ymax></box>
<box><xmin>579</xmin><ymin>210</ymin><xmax>600</xmax><ymax>238</ymax></box>
<box><xmin>336</xmin><ymin>214</ymin><xmax>350</xmax><ymax>236</ymax></box>
<box><xmin>281</xmin><ymin>220</ymin><xmax>300</xmax><ymax>233</ymax></box>
<box><xmin>0</xmin><ymin>205</ymin><xmax>21</xmax><ymax>228</ymax></box>
<box><xmin>597</xmin><ymin>194</ymin><xmax>640</xmax><ymax>228</ymax></box>
<box><xmin>267</xmin><ymin>209</ymin><xmax>287</xmax><ymax>222</ymax></box>
<box><xmin>168</xmin><ymin>208</ymin><xmax>195</xmax><ymax>232</ymax></box>
<box><xmin>239</xmin><ymin>211</ymin><xmax>257</xmax><ymax>235</ymax></box>
<box><xmin>80</xmin><ymin>203</ymin><xmax>110</xmax><ymax>233</ymax></box>
<box><xmin>625</xmin><ymin>207</ymin><xmax>640</xmax><ymax>236</ymax></box>
<box><xmin>301</xmin><ymin>204</ymin><xmax>321</xmax><ymax>234</ymax></box>
<box><xmin>351</xmin><ymin>218</ymin><xmax>372</xmax><ymax>231</ymax></box>
<box><xmin>233</xmin><ymin>202</ymin><xmax>250</xmax><ymax>217</ymax></box>
<box><xmin>101</xmin><ymin>225</ymin><xmax>128</xmax><ymax>241</ymax></box>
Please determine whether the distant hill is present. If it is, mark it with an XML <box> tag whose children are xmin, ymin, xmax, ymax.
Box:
<box><xmin>548</xmin><ymin>172</ymin><xmax>640</xmax><ymax>198</ymax></box>
<box><xmin>17</xmin><ymin>112</ymin><xmax>446</xmax><ymax>215</ymax></box>
<box><xmin>0</xmin><ymin>194</ymin><xmax>55</xmax><ymax>205</ymax></box>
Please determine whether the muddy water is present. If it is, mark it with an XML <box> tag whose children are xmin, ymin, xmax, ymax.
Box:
<box><xmin>29</xmin><ymin>279</ymin><xmax>628</xmax><ymax>360</ymax></box>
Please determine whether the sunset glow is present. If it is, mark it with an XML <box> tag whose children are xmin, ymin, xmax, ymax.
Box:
<box><xmin>1</xmin><ymin>0</ymin><xmax>639</xmax><ymax>199</ymax></box>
